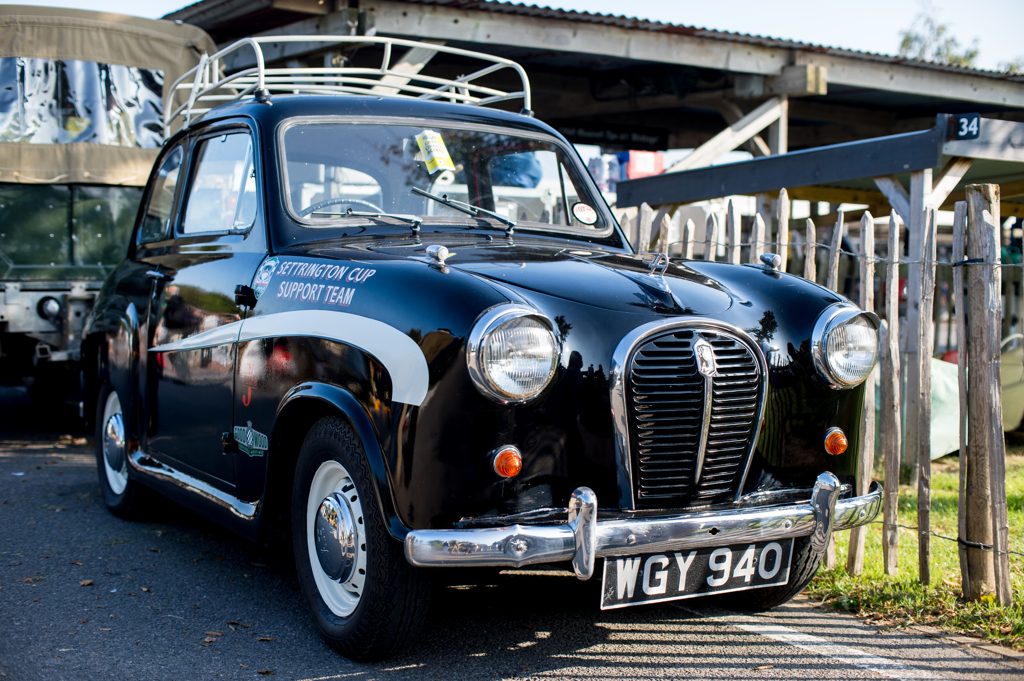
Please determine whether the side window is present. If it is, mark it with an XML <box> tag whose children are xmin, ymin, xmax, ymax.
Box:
<box><xmin>140</xmin><ymin>145</ymin><xmax>183</xmax><ymax>243</ymax></box>
<box><xmin>180</xmin><ymin>132</ymin><xmax>257</xmax><ymax>235</ymax></box>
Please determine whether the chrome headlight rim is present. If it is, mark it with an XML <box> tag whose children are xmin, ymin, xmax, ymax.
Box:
<box><xmin>466</xmin><ymin>304</ymin><xmax>560</xmax><ymax>405</ymax></box>
<box><xmin>811</xmin><ymin>304</ymin><xmax>880</xmax><ymax>389</ymax></box>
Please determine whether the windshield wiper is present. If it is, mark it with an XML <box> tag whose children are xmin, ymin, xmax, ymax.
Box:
<box><xmin>311</xmin><ymin>208</ymin><xmax>423</xmax><ymax>234</ymax></box>
<box><xmin>411</xmin><ymin>186</ymin><xmax>515</xmax><ymax>235</ymax></box>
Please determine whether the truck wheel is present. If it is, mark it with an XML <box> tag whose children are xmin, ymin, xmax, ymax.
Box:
<box><xmin>719</xmin><ymin>535</ymin><xmax>823</xmax><ymax>611</ymax></box>
<box><xmin>292</xmin><ymin>416</ymin><xmax>430</xmax><ymax>662</ymax></box>
<box><xmin>95</xmin><ymin>384</ymin><xmax>145</xmax><ymax>517</ymax></box>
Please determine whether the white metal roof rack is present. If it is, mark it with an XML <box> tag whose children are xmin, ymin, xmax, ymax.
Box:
<box><xmin>163</xmin><ymin>36</ymin><xmax>532</xmax><ymax>135</ymax></box>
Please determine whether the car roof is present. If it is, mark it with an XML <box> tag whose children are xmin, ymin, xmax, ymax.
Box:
<box><xmin>186</xmin><ymin>94</ymin><xmax>564</xmax><ymax>140</ymax></box>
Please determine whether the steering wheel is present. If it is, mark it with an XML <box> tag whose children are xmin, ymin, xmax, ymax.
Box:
<box><xmin>299</xmin><ymin>197</ymin><xmax>385</xmax><ymax>217</ymax></box>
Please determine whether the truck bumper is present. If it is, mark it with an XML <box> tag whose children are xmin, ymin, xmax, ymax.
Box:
<box><xmin>404</xmin><ymin>472</ymin><xmax>882</xmax><ymax>580</ymax></box>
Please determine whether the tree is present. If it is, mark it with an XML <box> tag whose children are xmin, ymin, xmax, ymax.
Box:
<box><xmin>898</xmin><ymin>6</ymin><xmax>979</xmax><ymax>68</ymax></box>
<box><xmin>999</xmin><ymin>58</ymin><xmax>1024</xmax><ymax>75</ymax></box>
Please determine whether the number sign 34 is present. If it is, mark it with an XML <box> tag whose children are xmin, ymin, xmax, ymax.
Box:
<box><xmin>949</xmin><ymin>113</ymin><xmax>980</xmax><ymax>140</ymax></box>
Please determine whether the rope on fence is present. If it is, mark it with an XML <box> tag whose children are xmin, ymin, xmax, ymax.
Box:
<box><xmin>869</xmin><ymin>520</ymin><xmax>1024</xmax><ymax>559</ymax></box>
<box><xmin>671</xmin><ymin>237</ymin><xmax>1024</xmax><ymax>268</ymax></box>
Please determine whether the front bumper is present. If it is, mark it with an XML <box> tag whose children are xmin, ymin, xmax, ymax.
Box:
<box><xmin>405</xmin><ymin>472</ymin><xmax>882</xmax><ymax>580</ymax></box>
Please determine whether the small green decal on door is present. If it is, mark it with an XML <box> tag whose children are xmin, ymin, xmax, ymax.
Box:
<box><xmin>234</xmin><ymin>421</ymin><xmax>269</xmax><ymax>457</ymax></box>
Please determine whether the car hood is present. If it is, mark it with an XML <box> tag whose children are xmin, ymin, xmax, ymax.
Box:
<box><xmin>365</xmin><ymin>239</ymin><xmax>733</xmax><ymax>315</ymax></box>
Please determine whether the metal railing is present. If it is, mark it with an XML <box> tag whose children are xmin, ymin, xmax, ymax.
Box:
<box><xmin>163</xmin><ymin>36</ymin><xmax>532</xmax><ymax>135</ymax></box>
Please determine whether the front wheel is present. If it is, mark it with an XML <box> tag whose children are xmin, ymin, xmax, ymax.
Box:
<box><xmin>717</xmin><ymin>534</ymin><xmax>823</xmax><ymax>611</ymax></box>
<box><xmin>292</xmin><ymin>416</ymin><xmax>430</xmax><ymax>661</ymax></box>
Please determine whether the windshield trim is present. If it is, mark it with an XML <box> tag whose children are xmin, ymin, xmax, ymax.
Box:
<box><xmin>275</xmin><ymin>115</ymin><xmax>616</xmax><ymax>239</ymax></box>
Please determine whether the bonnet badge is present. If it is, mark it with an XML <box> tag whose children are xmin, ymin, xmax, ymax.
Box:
<box><xmin>693</xmin><ymin>339</ymin><xmax>718</xmax><ymax>378</ymax></box>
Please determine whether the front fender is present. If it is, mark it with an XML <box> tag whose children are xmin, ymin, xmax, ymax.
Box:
<box><xmin>274</xmin><ymin>381</ymin><xmax>409</xmax><ymax>541</ymax></box>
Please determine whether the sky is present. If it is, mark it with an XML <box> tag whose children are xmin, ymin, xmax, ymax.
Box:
<box><xmin>5</xmin><ymin>0</ymin><xmax>1023</xmax><ymax>72</ymax></box>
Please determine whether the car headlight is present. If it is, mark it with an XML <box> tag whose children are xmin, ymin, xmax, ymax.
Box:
<box><xmin>811</xmin><ymin>305</ymin><xmax>880</xmax><ymax>388</ymax></box>
<box><xmin>467</xmin><ymin>306</ymin><xmax>559</xmax><ymax>403</ymax></box>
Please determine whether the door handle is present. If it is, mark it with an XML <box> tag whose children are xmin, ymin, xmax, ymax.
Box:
<box><xmin>235</xmin><ymin>285</ymin><xmax>257</xmax><ymax>308</ymax></box>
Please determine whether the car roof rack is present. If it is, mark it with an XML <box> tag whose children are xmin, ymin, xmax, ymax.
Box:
<box><xmin>163</xmin><ymin>36</ymin><xmax>532</xmax><ymax>136</ymax></box>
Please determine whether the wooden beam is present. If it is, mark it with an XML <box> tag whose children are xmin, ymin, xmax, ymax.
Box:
<box><xmin>665</xmin><ymin>97</ymin><xmax>785</xmax><ymax>173</ymax></box>
<box><xmin>873</xmin><ymin>176</ymin><xmax>911</xmax><ymax>227</ymax></box>
<box><xmin>618</xmin><ymin>129</ymin><xmax>943</xmax><ymax>208</ymax></box>
<box><xmin>715</xmin><ymin>100</ymin><xmax>770</xmax><ymax>157</ymax></box>
<box><xmin>734</xmin><ymin>64</ymin><xmax>828</xmax><ymax>98</ymax></box>
<box><xmin>929</xmin><ymin>157</ymin><xmax>973</xmax><ymax>209</ymax></box>
<box><xmin>768</xmin><ymin>95</ymin><xmax>789</xmax><ymax>155</ymax></box>
<box><xmin>787</xmin><ymin>185</ymin><xmax>888</xmax><ymax>206</ymax></box>
<box><xmin>370</xmin><ymin>40</ymin><xmax>445</xmax><ymax>95</ymax></box>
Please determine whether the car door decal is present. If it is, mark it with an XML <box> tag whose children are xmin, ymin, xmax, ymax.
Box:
<box><xmin>151</xmin><ymin>309</ymin><xmax>429</xmax><ymax>406</ymax></box>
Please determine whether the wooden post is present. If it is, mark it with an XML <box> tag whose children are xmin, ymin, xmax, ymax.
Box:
<box><xmin>750</xmin><ymin>214</ymin><xmax>766</xmax><ymax>264</ymax></box>
<box><xmin>826</xmin><ymin>210</ymin><xmax>845</xmax><ymax>292</ymax></box>
<box><xmin>952</xmin><ymin>200</ymin><xmax>971</xmax><ymax>600</ymax></box>
<box><xmin>777</xmin><ymin>188</ymin><xmax>790</xmax><ymax>273</ymax></box>
<box><xmin>727</xmin><ymin>200</ymin><xmax>741</xmax><ymax>264</ymax></box>
<box><xmin>656</xmin><ymin>213</ymin><xmax>672</xmax><ymax>255</ymax></box>
<box><xmin>637</xmin><ymin>202</ymin><xmax>654</xmax><ymax>253</ymax></box>
<box><xmin>848</xmin><ymin>211</ymin><xmax>876</xmax><ymax>576</ymax></box>
<box><xmin>905</xmin><ymin>170</ymin><xmax>933</xmax><ymax>484</ymax></box>
<box><xmin>965</xmin><ymin>183</ymin><xmax>1011</xmax><ymax>605</ymax></box>
<box><xmin>756</xmin><ymin>192</ymin><xmax>772</xmax><ymax>251</ymax></box>
<box><xmin>682</xmin><ymin>219</ymin><xmax>695</xmax><ymax>259</ymax></box>
<box><xmin>804</xmin><ymin>218</ymin><xmax>817</xmax><ymax>283</ymax></box>
<box><xmin>917</xmin><ymin>208</ymin><xmax>937</xmax><ymax>586</ymax></box>
<box><xmin>704</xmin><ymin>213</ymin><xmax>718</xmax><ymax>262</ymax></box>
<box><xmin>883</xmin><ymin>210</ymin><xmax>903</xmax><ymax>576</ymax></box>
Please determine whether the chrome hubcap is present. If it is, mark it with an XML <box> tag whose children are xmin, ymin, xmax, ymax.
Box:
<box><xmin>103</xmin><ymin>412</ymin><xmax>126</xmax><ymax>474</ymax></box>
<box><xmin>315</xmin><ymin>492</ymin><xmax>358</xmax><ymax>582</ymax></box>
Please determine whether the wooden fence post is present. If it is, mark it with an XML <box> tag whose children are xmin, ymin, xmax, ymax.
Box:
<box><xmin>682</xmin><ymin>219</ymin><xmax>695</xmax><ymax>259</ymax></box>
<box><xmin>727</xmin><ymin>199</ymin><xmax>741</xmax><ymax>264</ymax></box>
<box><xmin>750</xmin><ymin>214</ymin><xmax>766</xmax><ymax>264</ymax></box>
<box><xmin>637</xmin><ymin>202</ymin><xmax>654</xmax><ymax>252</ymax></box>
<box><xmin>965</xmin><ymin>183</ymin><xmax>1011</xmax><ymax>605</ymax></box>
<box><xmin>952</xmin><ymin>200</ymin><xmax>971</xmax><ymax>599</ymax></box>
<box><xmin>848</xmin><ymin>211</ymin><xmax>876</xmax><ymax>576</ymax></box>
<box><xmin>777</xmin><ymin>188</ymin><xmax>790</xmax><ymax>272</ymax></box>
<box><xmin>883</xmin><ymin>210</ymin><xmax>902</xmax><ymax>576</ymax></box>
<box><xmin>704</xmin><ymin>213</ymin><xmax>718</xmax><ymax>261</ymax></box>
<box><xmin>918</xmin><ymin>207</ymin><xmax>937</xmax><ymax>585</ymax></box>
<box><xmin>804</xmin><ymin>218</ymin><xmax>816</xmax><ymax>283</ymax></box>
<box><xmin>826</xmin><ymin>210</ymin><xmax>845</xmax><ymax>292</ymax></box>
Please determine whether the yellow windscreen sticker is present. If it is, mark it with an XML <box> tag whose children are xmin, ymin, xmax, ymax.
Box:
<box><xmin>415</xmin><ymin>130</ymin><xmax>456</xmax><ymax>174</ymax></box>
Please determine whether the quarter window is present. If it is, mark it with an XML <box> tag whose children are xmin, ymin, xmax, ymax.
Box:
<box><xmin>140</xmin><ymin>145</ymin><xmax>183</xmax><ymax>243</ymax></box>
<box><xmin>180</xmin><ymin>133</ymin><xmax>257</xmax><ymax>235</ymax></box>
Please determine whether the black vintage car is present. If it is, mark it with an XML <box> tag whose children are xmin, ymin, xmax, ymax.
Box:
<box><xmin>83</xmin><ymin>37</ymin><xmax>882</xmax><ymax>661</ymax></box>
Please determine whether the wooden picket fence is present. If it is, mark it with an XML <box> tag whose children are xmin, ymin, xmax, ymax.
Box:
<box><xmin>624</xmin><ymin>184</ymin><xmax>1014</xmax><ymax>604</ymax></box>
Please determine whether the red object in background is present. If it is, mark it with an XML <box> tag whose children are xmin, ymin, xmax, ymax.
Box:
<box><xmin>623</xmin><ymin>151</ymin><xmax>664</xmax><ymax>179</ymax></box>
<box><xmin>898</xmin><ymin>277</ymin><xmax>908</xmax><ymax>302</ymax></box>
<box><xmin>941</xmin><ymin>350</ymin><xmax>959</xmax><ymax>364</ymax></box>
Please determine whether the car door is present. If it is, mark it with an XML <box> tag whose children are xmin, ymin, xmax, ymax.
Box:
<box><xmin>143</xmin><ymin>123</ymin><xmax>265</xmax><ymax>488</ymax></box>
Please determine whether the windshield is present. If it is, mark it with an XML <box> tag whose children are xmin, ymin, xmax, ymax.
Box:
<box><xmin>281</xmin><ymin>121</ymin><xmax>611</xmax><ymax>236</ymax></box>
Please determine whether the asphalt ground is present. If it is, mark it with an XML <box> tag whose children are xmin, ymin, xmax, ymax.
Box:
<box><xmin>1</xmin><ymin>386</ymin><xmax>1021</xmax><ymax>680</ymax></box>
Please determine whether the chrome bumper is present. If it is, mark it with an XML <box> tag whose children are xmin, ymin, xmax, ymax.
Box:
<box><xmin>404</xmin><ymin>472</ymin><xmax>882</xmax><ymax>581</ymax></box>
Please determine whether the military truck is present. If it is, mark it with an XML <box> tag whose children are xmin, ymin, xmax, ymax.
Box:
<box><xmin>0</xmin><ymin>5</ymin><xmax>215</xmax><ymax>400</ymax></box>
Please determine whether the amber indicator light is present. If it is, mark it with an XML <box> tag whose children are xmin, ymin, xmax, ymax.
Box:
<box><xmin>823</xmin><ymin>428</ymin><xmax>848</xmax><ymax>456</ymax></box>
<box><xmin>492</xmin><ymin>447</ymin><xmax>522</xmax><ymax>478</ymax></box>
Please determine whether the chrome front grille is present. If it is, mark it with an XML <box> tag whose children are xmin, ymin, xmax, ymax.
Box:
<box><xmin>626</xmin><ymin>327</ymin><xmax>764</xmax><ymax>509</ymax></box>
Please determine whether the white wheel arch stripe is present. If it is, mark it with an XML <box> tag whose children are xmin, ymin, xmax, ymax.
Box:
<box><xmin>149</xmin><ymin>310</ymin><xmax>429</xmax><ymax>406</ymax></box>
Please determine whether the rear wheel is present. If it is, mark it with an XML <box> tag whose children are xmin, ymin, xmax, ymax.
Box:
<box><xmin>292</xmin><ymin>415</ymin><xmax>430</xmax><ymax>661</ymax></box>
<box><xmin>95</xmin><ymin>383</ymin><xmax>146</xmax><ymax>517</ymax></box>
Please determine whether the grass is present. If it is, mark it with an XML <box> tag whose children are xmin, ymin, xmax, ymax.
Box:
<box><xmin>807</xmin><ymin>444</ymin><xmax>1024</xmax><ymax>651</ymax></box>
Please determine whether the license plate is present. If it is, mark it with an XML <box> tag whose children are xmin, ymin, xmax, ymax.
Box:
<box><xmin>599</xmin><ymin>539</ymin><xmax>794</xmax><ymax>610</ymax></box>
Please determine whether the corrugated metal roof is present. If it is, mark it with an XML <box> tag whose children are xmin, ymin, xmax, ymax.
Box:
<box><xmin>164</xmin><ymin>0</ymin><xmax>1023</xmax><ymax>82</ymax></box>
<box><xmin>393</xmin><ymin>0</ymin><xmax>1024</xmax><ymax>82</ymax></box>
